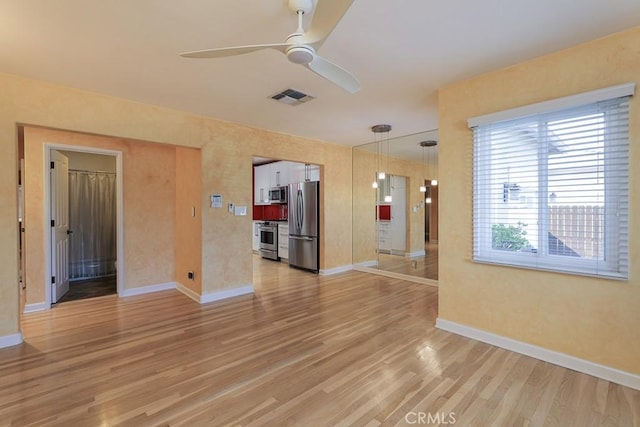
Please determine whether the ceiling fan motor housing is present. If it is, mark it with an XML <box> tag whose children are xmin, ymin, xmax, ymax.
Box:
<box><xmin>286</xmin><ymin>45</ymin><xmax>315</xmax><ymax>64</ymax></box>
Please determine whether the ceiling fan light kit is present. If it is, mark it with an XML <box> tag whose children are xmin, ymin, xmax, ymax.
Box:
<box><xmin>286</xmin><ymin>45</ymin><xmax>315</xmax><ymax>65</ymax></box>
<box><xmin>180</xmin><ymin>0</ymin><xmax>360</xmax><ymax>93</ymax></box>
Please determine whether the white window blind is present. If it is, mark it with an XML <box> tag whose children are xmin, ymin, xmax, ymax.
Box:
<box><xmin>471</xmin><ymin>85</ymin><xmax>633</xmax><ymax>279</ymax></box>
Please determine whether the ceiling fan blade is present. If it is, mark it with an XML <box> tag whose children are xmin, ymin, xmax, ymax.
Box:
<box><xmin>306</xmin><ymin>54</ymin><xmax>360</xmax><ymax>93</ymax></box>
<box><xmin>181</xmin><ymin>43</ymin><xmax>289</xmax><ymax>59</ymax></box>
<box><xmin>304</xmin><ymin>0</ymin><xmax>356</xmax><ymax>47</ymax></box>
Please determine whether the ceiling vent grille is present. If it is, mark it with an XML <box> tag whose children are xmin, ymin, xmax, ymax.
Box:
<box><xmin>270</xmin><ymin>88</ymin><xmax>315</xmax><ymax>106</ymax></box>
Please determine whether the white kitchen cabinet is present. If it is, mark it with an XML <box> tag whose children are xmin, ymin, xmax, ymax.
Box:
<box><xmin>390</xmin><ymin>175</ymin><xmax>406</xmax><ymax>253</ymax></box>
<box><xmin>377</xmin><ymin>221</ymin><xmax>392</xmax><ymax>252</ymax></box>
<box><xmin>307</xmin><ymin>164</ymin><xmax>320</xmax><ymax>182</ymax></box>
<box><xmin>271</xmin><ymin>161</ymin><xmax>291</xmax><ymax>188</ymax></box>
<box><xmin>376</xmin><ymin>175</ymin><xmax>392</xmax><ymax>203</ymax></box>
<box><xmin>255</xmin><ymin>161</ymin><xmax>320</xmax><ymax>206</ymax></box>
<box><xmin>254</xmin><ymin>161</ymin><xmax>295</xmax><ymax>205</ymax></box>
<box><xmin>278</xmin><ymin>222</ymin><xmax>289</xmax><ymax>259</ymax></box>
<box><xmin>291</xmin><ymin>162</ymin><xmax>320</xmax><ymax>183</ymax></box>
<box><xmin>254</xmin><ymin>164</ymin><xmax>271</xmax><ymax>205</ymax></box>
<box><xmin>290</xmin><ymin>162</ymin><xmax>305</xmax><ymax>183</ymax></box>
<box><xmin>375</xmin><ymin>175</ymin><xmax>406</xmax><ymax>254</ymax></box>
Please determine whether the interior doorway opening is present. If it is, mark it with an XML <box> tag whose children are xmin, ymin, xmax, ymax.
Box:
<box><xmin>56</xmin><ymin>150</ymin><xmax>118</xmax><ymax>303</ymax></box>
<box><xmin>45</xmin><ymin>146</ymin><xmax>123</xmax><ymax>305</ymax></box>
<box><xmin>18</xmin><ymin>132</ymin><xmax>125</xmax><ymax>311</ymax></box>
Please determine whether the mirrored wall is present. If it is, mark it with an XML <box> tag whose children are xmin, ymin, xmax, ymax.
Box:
<box><xmin>352</xmin><ymin>129</ymin><xmax>439</xmax><ymax>284</ymax></box>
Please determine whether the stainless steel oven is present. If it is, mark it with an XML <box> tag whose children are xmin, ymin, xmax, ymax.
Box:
<box><xmin>258</xmin><ymin>221</ymin><xmax>279</xmax><ymax>260</ymax></box>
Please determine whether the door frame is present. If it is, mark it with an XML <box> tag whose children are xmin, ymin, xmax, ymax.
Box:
<box><xmin>50</xmin><ymin>149</ymin><xmax>70</xmax><ymax>303</ymax></box>
<box><xmin>43</xmin><ymin>143</ymin><xmax>124</xmax><ymax>308</ymax></box>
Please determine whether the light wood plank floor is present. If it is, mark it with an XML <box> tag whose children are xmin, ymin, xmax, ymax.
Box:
<box><xmin>2</xmin><ymin>256</ymin><xmax>638</xmax><ymax>426</ymax></box>
<box><xmin>377</xmin><ymin>242</ymin><xmax>438</xmax><ymax>280</ymax></box>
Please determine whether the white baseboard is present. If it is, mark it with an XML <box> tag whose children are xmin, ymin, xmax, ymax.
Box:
<box><xmin>319</xmin><ymin>265</ymin><xmax>353</xmax><ymax>275</ymax></box>
<box><xmin>352</xmin><ymin>265</ymin><xmax>439</xmax><ymax>287</ymax></box>
<box><xmin>354</xmin><ymin>260</ymin><xmax>377</xmax><ymax>268</ymax></box>
<box><xmin>436</xmin><ymin>318</ymin><xmax>640</xmax><ymax>391</ymax></box>
<box><xmin>406</xmin><ymin>250</ymin><xmax>426</xmax><ymax>258</ymax></box>
<box><xmin>175</xmin><ymin>283</ymin><xmax>201</xmax><ymax>303</ymax></box>
<box><xmin>0</xmin><ymin>333</ymin><xmax>23</xmax><ymax>349</ymax></box>
<box><xmin>200</xmin><ymin>285</ymin><xmax>254</xmax><ymax>304</ymax></box>
<box><xmin>121</xmin><ymin>281</ymin><xmax>176</xmax><ymax>297</ymax></box>
<box><xmin>177</xmin><ymin>283</ymin><xmax>254</xmax><ymax>304</ymax></box>
<box><xmin>24</xmin><ymin>302</ymin><xmax>49</xmax><ymax>314</ymax></box>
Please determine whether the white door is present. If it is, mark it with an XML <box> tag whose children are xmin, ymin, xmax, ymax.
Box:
<box><xmin>51</xmin><ymin>150</ymin><xmax>70</xmax><ymax>303</ymax></box>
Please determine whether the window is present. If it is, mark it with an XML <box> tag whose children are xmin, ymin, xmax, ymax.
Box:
<box><xmin>469</xmin><ymin>84</ymin><xmax>633</xmax><ymax>279</ymax></box>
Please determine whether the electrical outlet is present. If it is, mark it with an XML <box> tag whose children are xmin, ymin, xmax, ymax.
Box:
<box><xmin>188</xmin><ymin>271</ymin><xmax>194</xmax><ymax>280</ymax></box>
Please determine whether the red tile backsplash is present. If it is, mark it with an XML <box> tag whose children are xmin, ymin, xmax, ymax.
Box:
<box><xmin>253</xmin><ymin>204</ymin><xmax>288</xmax><ymax>221</ymax></box>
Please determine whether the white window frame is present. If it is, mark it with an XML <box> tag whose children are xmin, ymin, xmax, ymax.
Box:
<box><xmin>469</xmin><ymin>84</ymin><xmax>634</xmax><ymax>279</ymax></box>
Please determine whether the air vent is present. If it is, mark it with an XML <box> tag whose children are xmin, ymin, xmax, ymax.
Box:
<box><xmin>270</xmin><ymin>88</ymin><xmax>315</xmax><ymax>106</ymax></box>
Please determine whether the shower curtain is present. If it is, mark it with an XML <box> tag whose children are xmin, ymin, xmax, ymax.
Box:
<box><xmin>68</xmin><ymin>170</ymin><xmax>117</xmax><ymax>280</ymax></box>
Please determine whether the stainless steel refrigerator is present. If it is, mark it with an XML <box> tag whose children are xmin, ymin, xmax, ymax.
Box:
<box><xmin>288</xmin><ymin>181</ymin><xmax>319</xmax><ymax>272</ymax></box>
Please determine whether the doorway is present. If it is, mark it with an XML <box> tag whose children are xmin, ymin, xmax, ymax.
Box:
<box><xmin>44</xmin><ymin>145</ymin><xmax>124</xmax><ymax>306</ymax></box>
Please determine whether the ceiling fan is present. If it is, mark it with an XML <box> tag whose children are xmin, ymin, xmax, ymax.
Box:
<box><xmin>180</xmin><ymin>0</ymin><xmax>360</xmax><ymax>94</ymax></box>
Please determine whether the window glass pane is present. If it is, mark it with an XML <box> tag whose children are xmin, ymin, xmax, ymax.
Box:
<box><xmin>472</xmin><ymin>93</ymin><xmax>630</xmax><ymax>279</ymax></box>
<box><xmin>547</xmin><ymin>113</ymin><xmax>604</xmax><ymax>260</ymax></box>
<box><xmin>489</xmin><ymin>123</ymin><xmax>538</xmax><ymax>252</ymax></box>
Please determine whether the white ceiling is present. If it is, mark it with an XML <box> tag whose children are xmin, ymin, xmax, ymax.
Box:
<box><xmin>2</xmin><ymin>1</ymin><xmax>639</xmax><ymax>147</ymax></box>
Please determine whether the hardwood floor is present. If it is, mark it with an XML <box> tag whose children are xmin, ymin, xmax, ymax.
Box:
<box><xmin>377</xmin><ymin>242</ymin><xmax>438</xmax><ymax>280</ymax></box>
<box><xmin>2</xmin><ymin>256</ymin><xmax>638</xmax><ymax>426</ymax></box>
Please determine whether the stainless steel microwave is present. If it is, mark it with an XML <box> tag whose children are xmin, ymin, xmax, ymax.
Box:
<box><xmin>268</xmin><ymin>186</ymin><xmax>288</xmax><ymax>204</ymax></box>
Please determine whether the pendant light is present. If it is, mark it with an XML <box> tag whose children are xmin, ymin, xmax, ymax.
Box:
<box><xmin>372</xmin><ymin>131</ymin><xmax>380</xmax><ymax>188</ymax></box>
<box><xmin>372</xmin><ymin>124</ymin><xmax>391</xmax><ymax>180</ymax></box>
<box><xmin>372</xmin><ymin>124</ymin><xmax>392</xmax><ymax>202</ymax></box>
<box><xmin>419</xmin><ymin>140</ymin><xmax>437</xmax><ymax>193</ymax></box>
<box><xmin>419</xmin><ymin>141</ymin><xmax>427</xmax><ymax>193</ymax></box>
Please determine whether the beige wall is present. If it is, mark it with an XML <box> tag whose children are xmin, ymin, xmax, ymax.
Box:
<box><xmin>0</xmin><ymin>71</ymin><xmax>353</xmax><ymax>338</ymax></box>
<box><xmin>175</xmin><ymin>147</ymin><xmax>202</xmax><ymax>295</ymax></box>
<box><xmin>438</xmin><ymin>27</ymin><xmax>640</xmax><ymax>374</ymax></box>
<box><xmin>352</xmin><ymin>149</ymin><xmax>378</xmax><ymax>264</ymax></box>
<box><xmin>23</xmin><ymin>127</ymin><xmax>177</xmax><ymax>304</ymax></box>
